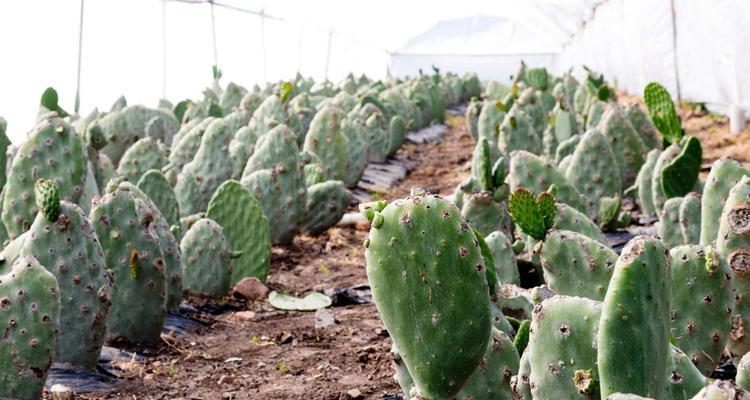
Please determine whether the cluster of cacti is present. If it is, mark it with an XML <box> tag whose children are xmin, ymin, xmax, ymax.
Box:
<box><xmin>363</xmin><ymin>65</ymin><xmax>750</xmax><ymax>399</ymax></box>
<box><xmin>0</xmin><ymin>69</ymin><xmax>469</xmax><ymax>392</ymax></box>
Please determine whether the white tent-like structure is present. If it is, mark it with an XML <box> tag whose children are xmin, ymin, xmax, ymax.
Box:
<box><xmin>391</xmin><ymin>0</ymin><xmax>750</xmax><ymax>125</ymax></box>
<box><xmin>1</xmin><ymin>0</ymin><xmax>749</xmax><ymax>143</ymax></box>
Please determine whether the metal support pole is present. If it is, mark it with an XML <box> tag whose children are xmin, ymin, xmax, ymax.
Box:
<box><xmin>324</xmin><ymin>28</ymin><xmax>333</xmax><ymax>81</ymax></box>
<box><xmin>210</xmin><ymin>0</ymin><xmax>218</xmax><ymax>68</ymax></box>
<box><xmin>162</xmin><ymin>0</ymin><xmax>167</xmax><ymax>98</ymax></box>
<box><xmin>74</xmin><ymin>0</ymin><xmax>85</xmax><ymax>113</ymax></box>
<box><xmin>670</xmin><ymin>0</ymin><xmax>681</xmax><ymax>102</ymax></box>
<box><xmin>260</xmin><ymin>10</ymin><xmax>267</xmax><ymax>83</ymax></box>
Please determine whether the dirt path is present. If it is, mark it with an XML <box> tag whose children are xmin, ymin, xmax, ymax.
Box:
<box><xmin>79</xmin><ymin>116</ymin><xmax>474</xmax><ymax>400</ymax></box>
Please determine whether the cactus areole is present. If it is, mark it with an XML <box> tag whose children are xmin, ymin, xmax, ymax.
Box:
<box><xmin>364</xmin><ymin>188</ymin><xmax>491</xmax><ymax>399</ymax></box>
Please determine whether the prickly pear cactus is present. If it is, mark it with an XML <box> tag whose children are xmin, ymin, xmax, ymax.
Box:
<box><xmin>663</xmin><ymin>345</ymin><xmax>709</xmax><ymax>400</ymax></box>
<box><xmin>0</xmin><ymin>255</ymin><xmax>60</xmax><ymax>400</ymax></box>
<box><xmin>20</xmin><ymin>180</ymin><xmax>111</xmax><ymax>369</ymax></box>
<box><xmin>97</xmin><ymin>105</ymin><xmax>179</xmax><ymax>165</ymax></box>
<box><xmin>116</xmin><ymin>137</ymin><xmax>168</xmax><ymax>183</ymax></box>
<box><xmin>598</xmin><ymin>106</ymin><xmax>647</xmax><ymax>189</ymax></box>
<box><xmin>669</xmin><ymin>245</ymin><xmax>733</xmax><ymax>376</ymax></box>
<box><xmin>564</xmin><ymin>129</ymin><xmax>621</xmax><ymax>223</ymax></box>
<box><xmin>0</xmin><ymin>117</ymin><xmax>11</xmax><ymax>190</ymax></box>
<box><xmin>387</xmin><ymin>115</ymin><xmax>406</xmax><ymax>156</ymax></box>
<box><xmin>124</xmin><ymin>182</ymin><xmax>182</xmax><ymax>312</ymax></box>
<box><xmin>498</xmin><ymin>106</ymin><xmax>542</xmax><ymax>157</ymax></box>
<box><xmin>510</xmin><ymin>349</ymin><xmax>532</xmax><ymax>400</ymax></box>
<box><xmin>302</xmin><ymin>105</ymin><xmax>350</xmax><ymax>182</ymax></box>
<box><xmin>661</xmin><ymin>136</ymin><xmax>702</xmax><ymax>199</ymax></box>
<box><xmin>508</xmin><ymin>188</ymin><xmax>555</xmax><ymax>241</ymax></box>
<box><xmin>554</xmin><ymin>134</ymin><xmax>580</xmax><ymax>164</ymax></box>
<box><xmin>241</xmin><ymin>125</ymin><xmax>305</xmax><ymax>244</ymax></box>
<box><xmin>228</xmin><ymin>126</ymin><xmax>259</xmax><ymax>179</ymax></box>
<box><xmin>507</xmin><ymin>150</ymin><xmax>587</xmax><ymax>213</ymax></box>
<box><xmin>304</xmin><ymin>163</ymin><xmax>325</xmax><ymax>187</ymax></box>
<box><xmin>174</xmin><ymin>119</ymin><xmax>233</xmax><ymax>216</ymax></box>
<box><xmin>643</xmin><ymin>82</ymin><xmax>682</xmax><ymax>145</ymax></box>
<box><xmin>364</xmin><ymin>189</ymin><xmax>491</xmax><ymax>399</ymax></box>
<box><xmin>700</xmin><ymin>158</ymin><xmax>750</xmax><ymax>246</ymax></box>
<box><xmin>679</xmin><ymin>192</ymin><xmax>702</xmax><ymax>244</ymax></box>
<box><xmin>716</xmin><ymin>176</ymin><xmax>750</xmax><ymax>359</ymax></box>
<box><xmin>462</xmin><ymin>191</ymin><xmax>513</xmax><ymax>238</ymax></box>
<box><xmin>659</xmin><ymin>197</ymin><xmax>685</xmax><ymax>248</ymax></box>
<box><xmin>168</xmin><ymin>117</ymin><xmax>214</xmax><ymax>177</ymax></box>
<box><xmin>625</xmin><ymin>104</ymin><xmax>661</xmax><ymax>150</ymax></box>
<box><xmin>477</xmin><ymin>100</ymin><xmax>505</xmax><ymax>161</ymax></box>
<box><xmin>180</xmin><ymin>218</ymin><xmax>232</xmax><ymax>297</ymax></box>
<box><xmin>585</xmin><ymin>99</ymin><xmax>606</xmax><ymax>129</ymax></box>
<box><xmin>137</xmin><ymin>169</ymin><xmax>180</xmax><ymax>228</ymax></box>
<box><xmin>652</xmin><ymin>144</ymin><xmax>683</xmax><ymax>213</ymax></box>
<box><xmin>304</xmin><ymin>180</ymin><xmax>352</xmax><ymax>235</ymax></box>
<box><xmin>455</xmin><ymin>328</ymin><xmax>519</xmax><ymax>400</ymax></box>
<box><xmin>552</xmin><ymin>197</ymin><xmax>609</xmax><ymax>247</ymax></box>
<box><xmin>484</xmin><ymin>230</ymin><xmax>520</xmax><ymax>285</ymax></box>
<box><xmin>539</xmin><ymin>229</ymin><xmax>617</xmax><ymax>300</ymax></box>
<box><xmin>465</xmin><ymin>98</ymin><xmax>482</xmax><ymax>141</ymax></box>
<box><xmin>472</xmin><ymin>137</ymin><xmax>494</xmax><ymax>191</ymax></box>
<box><xmin>598</xmin><ymin>235</ymin><xmax>671</xmax><ymax>399</ymax></box>
<box><xmin>3</xmin><ymin>115</ymin><xmax>86</xmax><ymax>239</ymax></box>
<box><xmin>91</xmin><ymin>182</ymin><xmax>166</xmax><ymax>344</ymax></box>
<box><xmin>527</xmin><ymin>295</ymin><xmax>602</xmax><ymax>399</ymax></box>
<box><xmin>340</xmin><ymin>115</ymin><xmax>371</xmax><ymax>187</ymax></box>
<box><xmin>637</xmin><ymin>149</ymin><xmax>661</xmax><ymax>218</ymax></box>
<box><xmin>206</xmin><ymin>180</ymin><xmax>270</xmax><ymax>283</ymax></box>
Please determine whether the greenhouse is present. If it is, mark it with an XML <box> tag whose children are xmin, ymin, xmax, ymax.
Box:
<box><xmin>0</xmin><ymin>0</ymin><xmax>750</xmax><ymax>399</ymax></box>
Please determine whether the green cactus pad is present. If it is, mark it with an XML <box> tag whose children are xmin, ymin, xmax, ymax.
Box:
<box><xmin>539</xmin><ymin>229</ymin><xmax>617</xmax><ymax>300</ymax></box>
<box><xmin>508</xmin><ymin>188</ymin><xmax>555</xmax><ymax>241</ymax></box>
<box><xmin>507</xmin><ymin>150</ymin><xmax>587</xmax><ymax>213</ymax></box>
<box><xmin>643</xmin><ymin>82</ymin><xmax>682</xmax><ymax>145</ymax></box>
<box><xmin>462</xmin><ymin>191</ymin><xmax>514</xmax><ymax>238</ymax></box>
<box><xmin>528</xmin><ymin>295</ymin><xmax>602</xmax><ymax>399</ymax></box>
<box><xmin>679</xmin><ymin>192</ymin><xmax>702</xmax><ymax>245</ymax></box>
<box><xmin>700</xmin><ymin>158</ymin><xmax>750</xmax><ymax>246</ymax></box>
<box><xmin>137</xmin><ymin>169</ymin><xmax>180</xmax><ymax>228</ymax></box>
<box><xmin>0</xmin><ymin>255</ymin><xmax>60</xmax><ymax>400</ymax></box>
<box><xmin>456</xmin><ymin>328</ymin><xmax>519</xmax><ymax>400</ymax></box>
<box><xmin>564</xmin><ymin>129</ymin><xmax>621</xmax><ymax>223</ymax></box>
<box><xmin>206</xmin><ymin>180</ymin><xmax>271</xmax><ymax>284</ymax></box>
<box><xmin>636</xmin><ymin>149</ymin><xmax>661</xmax><ymax>217</ymax></box>
<box><xmin>598</xmin><ymin>106</ymin><xmax>647</xmax><ymax>189</ymax></box>
<box><xmin>484</xmin><ymin>230</ymin><xmax>520</xmax><ymax>286</ymax></box>
<box><xmin>20</xmin><ymin>200</ymin><xmax>111</xmax><ymax>369</ymax></box>
<box><xmin>304</xmin><ymin>180</ymin><xmax>352</xmax><ymax>235</ymax></box>
<box><xmin>659</xmin><ymin>197</ymin><xmax>685</xmax><ymax>248</ymax></box>
<box><xmin>661</xmin><ymin>136</ymin><xmax>702</xmax><ymax>199</ymax></box>
<box><xmin>511</xmin><ymin>349</ymin><xmax>532</xmax><ymax>400</ymax></box>
<box><xmin>716</xmin><ymin>176</ymin><xmax>750</xmax><ymax>359</ymax></box>
<box><xmin>365</xmin><ymin>190</ymin><xmax>491</xmax><ymax>399</ymax></box>
<box><xmin>498</xmin><ymin>106</ymin><xmax>542</xmax><ymax>157</ymax></box>
<box><xmin>598</xmin><ymin>235</ymin><xmax>671</xmax><ymax>398</ymax></box>
<box><xmin>34</xmin><ymin>179</ymin><xmax>61</xmax><ymax>223</ymax></box>
<box><xmin>180</xmin><ymin>218</ymin><xmax>232</xmax><ymax>298</ymax></box>
<box><xmin>91</xmin><ymin>183</ymin><xmax>166</xmax><ymax>344</ymax></box>
<box><xmin>302</xmin><ymin>105</ymin><xmax>350</xmax><ymax>182</ymax></box>
<box><xmin>472</xmin><ymin>137</ymin><xmax>494</xmax><ymax>191</ymax></box>
<box><xmin>3</xmin><ymin>116</ymin><xmax>86</xmax><ymax>239</ymax></box>
<box><xmin>116</xmin><ymin>137</ymin><xmax>168</xmax><ymax>184</ymax></box>
<box><xmin>625</xmin><ymin>104</ymin><xmax>661</xmax><ymax>150</ymax></box>
<box><xmin>669</xmin><ymin>245</ymin><xmax>733</xmax><ymax>376</ymax></box>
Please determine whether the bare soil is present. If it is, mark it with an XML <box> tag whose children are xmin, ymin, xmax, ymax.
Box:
<box><xmin>73</xmin><ymin>101</ymin><xmax>744</xmax><ymax>400</ymax></box>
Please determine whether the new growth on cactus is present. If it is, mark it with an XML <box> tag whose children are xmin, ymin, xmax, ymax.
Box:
<box><xmin>508</xmin><ymin>188</ymin><xmax>555</xmax><ymax>240</ymax></box>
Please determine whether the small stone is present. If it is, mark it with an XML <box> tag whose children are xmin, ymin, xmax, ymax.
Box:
<box><xmin>230</xmin><ymin>311</ymin><xmax>257</xmax><ymax>322</ymax></box>
<box><xmin>347</xmin><ymin>388</ymin><xmax>362</xmax><ymax>399</ymax></box>
<box><xmin>232</xmin><ymin>277</ymin><xmax>269</xmax><ymax>301</ymax></box>
<box><xmin>143</xmin><ymin>373</ymin><xmax>154</xmax><ymax>381</ymax></box>
<box><xmin>315</xmin><ymin>308</ymin><xmax>336</xmax><ymax>329</ymax></box>
<box><xmin>224</xmin><ymin>357</ymin><xmax>243</xmax><ymax>364</ymax></box>
<box><xmin>50</xmin><ymin>384</ymin><xmax>75</xmax><ymax>400</ymax></box>
<box><xmin>279</xmin><ymin>332</ymin><xmax>293</xmax><ymax>344</ymax></box>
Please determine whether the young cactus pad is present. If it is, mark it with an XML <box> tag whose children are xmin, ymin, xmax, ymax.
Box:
<box><xmin>364</xmin><ymin>189</ymin><xmax>491</xmax><ymax>399</ymax></box>
<box><xmin>643</xmin><ymin>82</ymin><xmax>682</xmax><ymax>145</ymax></box>
<box><xmin>508</xmin><ymin>188</ymin><xmax>555</xmax><ymax>241</ymax></box>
